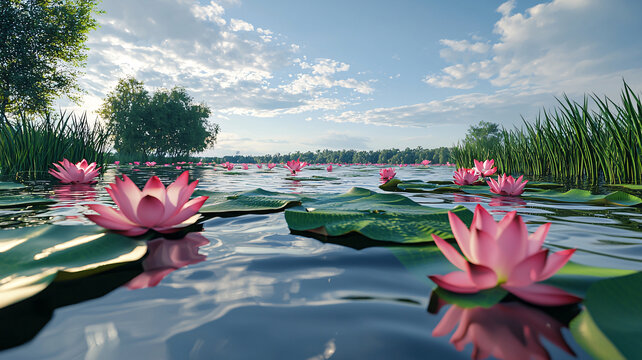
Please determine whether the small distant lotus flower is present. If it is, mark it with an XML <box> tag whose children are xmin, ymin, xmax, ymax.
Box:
<box><xmin>421</xmin><ymin>160</ymin><xmax>431</xmax><ymax>166</ymax></box>
<box><xmin>49</xmin><ymin>159</ymin><xmax>100</xmax><ymax>184</ymax></box>
<box><xmin>242</xmin><ymin>163</ymin><xmax>249</xmax><ymax>170</ymax></box>
<box><xmin>285</xmin><ymin>159</ymin><xmax>306</xmax><ymax>175</ymax></box>
<box><xmin>257</xmin><ymin>164</ymin><xmax>263</xmax><ymax>169</ymax></box>
<box><xmin>473</xmin><ymin>159</ymin><xmax>497</xmax><ymax>177</ymax></box>
<box><xmin>327</xmin><ymin>164</ymin><xmax>333</xmax><ymax>172</ymax></box>
<box><xmin>453</xmin><ymin>168</ymin><xmax>480</xmax><ymax>185</ymax></box>
<box><xmin>145</xmin><ymin>161</ymin><xmax>156</xmax><ymax>167</ymax></box>
<box><xmin>134</xmin><ymin>161</ymin><xmax>140</xmax><ymax>165</ymax></box>
<box><xmin>488</xmin><ymin>174</ymin><xmax>528</xmax><ymax>196</ymax></box>
<box><xmin>86</xmin><ymin>171</ymin><xmax>208</xmax><ymax>236</ymax></box>
<box><xmin>267</xmin><ymin>163</ymin><xmax>276</xmax><ymax>169</ymax></box>
<box><xmin>225</xmin><ymin>163</ymin><xmax>234</xmax><ymax>171</ymax></box>
<box><xmin>114</xmin><ymin>161</ymin><xmax>120</xmax><ymax>165</ymax></box>
<box><xmin>126</xmin><ymin>233</ymin><xmax>209</xmax><ymax>289</ymax></box>
<box><xmin>196</xmin><ymin>161</ymin><xmax>203</xmax><ymax>166</ymax></box>
<box><xmin>380</xmin><ymin>167</ymin><xmax>396</xmax><ymax>181</ymax></box>
<box><xmin>432</xmin><ymin>300</ymin><xmax>575</xmax><ymax>359</ymax></box>
<box><xmin>429</xmin><ymin>204</ymin><xmax>580</xmax><ymax>306</ymax></box>
<box><xmin>176</xmin><ymin>166</ymin><xmax>182</xmax><ymax>170</ymax></box>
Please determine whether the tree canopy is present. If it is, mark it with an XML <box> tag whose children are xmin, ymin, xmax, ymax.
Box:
<box><xmin>99</xmin><ymin>77</ymin><xmax>219</xmax><ymax>158</ymax></box>
<box><xmin>0</xmin><ymin>0</ymin><xmax>101</xmax><ymax>119</ymax></box>
<box><xmin>463</xmin><ymin>120</ymin><xmax>502</xmax><ymax>147</ymax></box>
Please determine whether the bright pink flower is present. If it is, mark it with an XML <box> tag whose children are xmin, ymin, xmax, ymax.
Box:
<box><xmin>242</xmin><ymin>163</ymin><xmax>249</xmax><ymax>170</ymax></box>
<box><xmin>453</xmin><ymin>168</ymin><xmax>480</xmax><ymax>185</ymax></box>
<box><xmin>86</xmin><ymin>171</ymin><xmax>208</xmax><ymax>237</ymax></box>
<box><xmin>429</xmin><ymin>205</ymin><xmax>580</xmax><ymax>306</ymax></box>
<box><xmin>49</xmin><ymin>159</ymin><xmax>100</xmax><ymax>184</ymax></box>
<box><xmin>196</xmin><ymin>161</ymin><xmax>203</xmax><ymax>166</ymax></box>
<box><xmin>145</xmin><ymin>161</ymin><xmax>156</xmax><ymax>167</ymax></box>
<box><xmin>256</xmin><ymin>164</ymin><xmax>263</xmax><ymax>169</ymax></box>
<box><xmin>474</xmin><ymin>159</ymin><xmax>497</xmax><ymax>177</ymax></box>
<box><xmin>285</xmin><ymin>158</ymin><xmax>306</xmax><ymax>175</ymax></box>
<box><xmin>421</xmin><ymin>160</ymin><xmax>431</xmax><ymax>166</ymax></box>
<box><xmin>114</xmin><ymin>161</ymin><xmax>120</xmax><ymax>165</ymax></box>
<box><xmin>267</xmin><ymin>163</ymin><xmax>276</xmax><ymax>169</ymax></box>
<box><xmin>432</xmin><ymin>300</ymin><xmax>575</xmax><ymax>359</ymax></box>
<box><xmin>327</xmin><ymin>164</ymin><xmax>333</xmax><ymax>172</ymax></box>
<box><xmin>176</xmin><ymin>166</ymin><xmax>181</xmax><ymax>170</ymax></box>
<box><xmin>488</xmin><ymin>174</ymin><xmax>529</xmax><ymax>196</ymax></box>
<box><xmin>126</xmin><ymin>233</ymin><xmax>208</xmax><ymax>289</ymax></box>
<box><xmin>134</xmin><ymin>161</ymin><xmax>140</xmax><ymax>165</ymax></box>
<box><xmin>380</xmin><ymin>167</ymin><xmax>396</xmax><ymax>181</ymax></box>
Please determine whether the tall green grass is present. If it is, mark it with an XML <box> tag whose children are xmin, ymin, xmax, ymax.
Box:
<box><xmin>452</xmin><ymin>82</ymin><xmax>642</xmax><ymax>184</ymax></box>
<box><xmin>0</xmin><ymin>111</ymin><xmax>111</xmax><ymax>180</ymax></box>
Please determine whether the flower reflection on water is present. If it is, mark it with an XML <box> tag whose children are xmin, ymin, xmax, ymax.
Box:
<box><xmin>126</xmin><ymin>233</ymin><xmax>210</xmax><ymax>289</ymax></box>
<box><xmin>428</xmin><ymin>293</ymin><xmax>579</xmax><ymax>360</ymax></box>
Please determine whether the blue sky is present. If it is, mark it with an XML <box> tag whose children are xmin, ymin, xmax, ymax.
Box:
<box><xmin>59</xmin><ymin>0</ymin><xmax>642</xmax><ymax>156</ymax></box>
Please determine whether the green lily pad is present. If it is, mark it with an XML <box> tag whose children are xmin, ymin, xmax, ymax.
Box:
<box><xmin>432</xmin><ymin>286</ymin><xmax>508</xmax><ymax>309</ymax></box>
<box><xmin>0</xmin><ymin>182</ymin><xmax>26</xmax><ymax>191</ymax></box>
<box><xmin>284</xmin><ymin>176</ymin><xmax>340</xmax><ymax>181</ymax></box>
<box><xmin>196</xmin><ymin>188</ymin><xmax>302</xmax><ymax>217</ymax></box>
<box><xmin>0</xmin><ymin>195</ymin><xmax>55</xmax><ymax>208</ymax></box>
<box><xmin>570</xmin><ymin>272</ymin><xmax>642</xmax><ymax>360</ymax></box>
<box><xmin>525</xmin><ymin>181</ymin><xmax>564</xmax><ymax>189</ymax></box>
<box><xmin>607</xmin><ymin>184</ymin><xmax>642</xmax><ymax>191</ymax></box>
<box><xmin>285</xmin><ymin>187</ymin><xmax>473</xmax><ymax>244</ymax></box>
<box><xmin>456</xmin><ymin>187</ymin><xmax>642</xmax><ymax>207</ymax></box>
<box><xmin>0</xmin><ymin>225</ymin><xmax>147</xmax><ymax>309</ymax></box>
<box><xmin>221</xmin><ymin>171</ymin><xmax>246</xmax><ymax>175</ymax></box>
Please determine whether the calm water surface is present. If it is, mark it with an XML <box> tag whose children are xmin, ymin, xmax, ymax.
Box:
<box><xmin>1</xmin><ymin>164</ymin><xmax>641</xmax><ymax>359</ymax></box>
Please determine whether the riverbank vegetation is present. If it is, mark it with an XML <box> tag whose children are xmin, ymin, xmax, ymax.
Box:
<box><xmin>453</xmin><ymin>82</ymin><xmax>642</xmax><ymax>184</ymax></box>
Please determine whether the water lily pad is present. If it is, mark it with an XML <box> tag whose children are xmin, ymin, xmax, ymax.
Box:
<box><xmin>607</xmin><ymin>184</ymin><xmax>642</xmax><ymax>191</ymax></box>
<box><xmin>221</xmin><ymin>171</ymin><xmax>246</xmax><ymax>175</ymax></box>
<box><xmin>0</xmin><ymin>182</ymin><xmax>26</xmax><ymax>191</ymax></box>
<box><xmin>431</xmin><ymin>286</ymin><xmax>508</xmax><ymax>309</ymax></box>
<box><xmin>525</xmin><ymin>181</ymin><xmax>564</xmax><ymax>189</ymax></box>
<box><xmin>196</xmin><ymin>188</ymin><xmax>302</xmax><ymax>217</ymax></box>
<box><xmin>0</xmin><ymin>195</ymin><xmax>55</xmax><ymax>208</ymax></box>
<box><xmin>0</xmin><ymin>225</ymin><xmax>147</xmax><ymax>308</ymax></box>
<box><xmin>570</xmin><ymin>272</ymin><xmax>642</xmax><ymax>360</ymax></box>
<box><xmin>285</xmin><ymin>187</ymin><xmax>473</xmax><ymax>244</ymax></box>
<box><xmin>518</xmin><ymin>189</ymin><xmax>642</xmax><ymax>206</ymax></box>
<box><xmin>284</xmin><ymin>176</ymin><xmax>340</xmax><ymax>181</ymax></box>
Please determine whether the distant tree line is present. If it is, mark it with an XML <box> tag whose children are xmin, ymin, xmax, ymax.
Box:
<box><xmin>206</xmin><ymin>146</ymin><xmax>454</xmax><ymax>164</ymax></box>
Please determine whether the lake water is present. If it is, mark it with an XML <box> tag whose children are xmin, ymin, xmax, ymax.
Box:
<box><xmin>1</xmin><ymin>164</ymin><xmax>640</xmax><ymax>359</ymax></box>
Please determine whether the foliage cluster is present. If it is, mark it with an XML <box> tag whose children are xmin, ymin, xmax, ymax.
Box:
<box><xmin>207</xmin><ymin>146</ymin><xmax>453</xmax><ymax>165</ymax></box>
<box><xmin>0</xmin><ymin>111</ymin><xmax>110</xmax><ymax>179</ymax></box>
<box><xmin>453</xmin><ymin>82</ymin><xmax>642</xmax><ymax>184</ymax></box>
<box><xmin>0</xmin><ymin>0</ymin><xmax>101</xmax><ymax>118</ymax></box>
<box><xmin>99</xmin><ymin>78</ymin><xmax>219</xmax><ymax>159</ymax></box>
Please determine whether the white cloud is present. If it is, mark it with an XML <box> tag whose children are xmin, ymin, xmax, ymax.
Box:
<box><xmin>229</xmin><ymin>18</ymin><xmax>254</xmax><ymax>32</ymax></box>
<box><xmin>58</xmin><ymin>0</ymin><xmax>374</xmax><ymax>123</ymax></box>
<box><xmin>439</xmin><ymin>39</ymin><xmax>490</xmax><ymax>54</ymax></box>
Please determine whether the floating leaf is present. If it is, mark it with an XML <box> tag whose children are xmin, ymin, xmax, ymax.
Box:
<box><xmin>221</xmin><ymin>171</ymin><xmax>246</xmax><ymax>175</ymax></box>
<box><xmin>431</xmin><ymin>286</ymin><xmax>508</xmax><ymax>309</ymax></box>
<box><xmin>570</xmin><ymin>272</ymin><xmax>642</xmax><ymax>360</ymax></box>
<box><xmin>196</xmin><ymin>188</ymin><xmax>302</xmax><ymax>217</ymax></box>
<box><xmin>524</xmin><ymin>181</ymin><xmax>564</xmax><ymax>189</ymax></box>
<box><xmin>607</xmin><ymin>184</ymin><xmax>642</xmax><ymax>191</ymax></box>
<box><xmin>285</xmin><ymin>187</ymin><xmax>473</xmax><ymax>244</ymax></box>
<box><xmin>516</xmin><ymin>189</ymin><xmax>642</xmax><ymax>206</ymax></box>
<box><xmin>0</xmin><ymin>182</ymin><xmax>26</xmax><ymax>191</ymax></box>
<box><xmin>0</xmin><ymin>195</ymin><xmax>55</xmax><ymax>208</ymax></box>
<box><xmin>0</xmin><ymin>225</ymin><xmax>147</xmax><ymax>309</ymax></box>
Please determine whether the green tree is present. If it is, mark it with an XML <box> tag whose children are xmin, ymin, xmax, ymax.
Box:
<box><xmin>464</xmin><ymin>120</ymin><xmax>502</xmax><ymax>147</ymax></box>
<box><xmin>0</xmin><ymin>0</ymin><xmax>101</xmax><ymax>119</ymax></box>
<box><xmin>100</xmin><ymin>78</ymin><xmax>219</xmax><ymax>158</ymax></box>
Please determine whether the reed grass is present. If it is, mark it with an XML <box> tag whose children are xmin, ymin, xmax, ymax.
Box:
<box><xmin>0</xmin><ymin>111</ymin><xmax>111</xmax><ymax>180</ymax></box>
<box><xmin>452</xmin><ymin>82</ymin><xmax>642</xmax><ymax>185</ymax></box>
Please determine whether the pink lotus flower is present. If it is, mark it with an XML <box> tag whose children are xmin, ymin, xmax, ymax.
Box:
<box><xmin>257</xmin><ymin>164</ymin><xmax>263</xmax><ymax>169</ymax></box>
<box><xmin>421</xmin><ymin>160</ymin><xmax>431</xmax><ymax>166</ymax></box>
<box><xmin>114</xmin><ymin>161</ymin><xmax>120</xmax><ymax>165</ymax></box>
<box><xmin>242</xmin><ymin>163</ymin><xmax>249</xmax><ymax>170</ymax></box>
<box><xmin>86</xmin><ymin>171</ymin><xmax>208</xmax><ymax>236</ymax></box>
<box><xmin>285</xmin><ymin>158</ymin><xmax>306</xmax><ymax>175</ymax></box>
<box><xmin>474</xmin><ymin>159</ymin><xmax>497</xmax><ymax>177</ymax></box>
<box><xmin>429</xmin><ymin>205</ymin><xmax>580</xmax><ymax>306</ymax></box>
<box><xmin>176</xmin><ymin>166</ymin><xmax>182</xmax><ymax>170</ymax></box>
<box><xmin>49</xmin><ymin>159</ymin><xmax>101</xmax><ymax>184</ymax></box>
<box><xmin>488</xmin><ymin>174</ymin><xmax>528</xmax><ymax>196</ymax></box>
<box><xmin>432</xmin><ymin>300</ymin><xmax>575</xmax><ymax>359</ymax></box>
<box><xmin>126</xmin><ymin>233</ymin><xmax>209</xmax><ymax>289</ymax></box>
<box><xmin>327</xmin><ymin>164</ymin><xmax>333</xmax><ymax>172</ymax></box>
<box><xmin>196</xmin><ymin>161</ymin><xmax>203</xmax><ymax>166</ymax></box>
<box><xmin>267</xmin><ymin>163</ymin><xmax>276</xmax><ymax>169</ymax></box>
<box><xmin>453</xmin><ymin>168</ymin><xmax>480</xmax><ymax>185</ymax></box>
<box><xmin>145</xmin><ymin>161</ymin><xmax>156</xmax><ymax>167</ymax></box>
<box><xmin>380</xmin><ymin>167</ymin><xmax>396</xmax><ymax>181</ymax></box>
<box><xmin>134</xmin><ymin>161</ymin><xmax>140</xmax><ymax>165</ymax></box>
